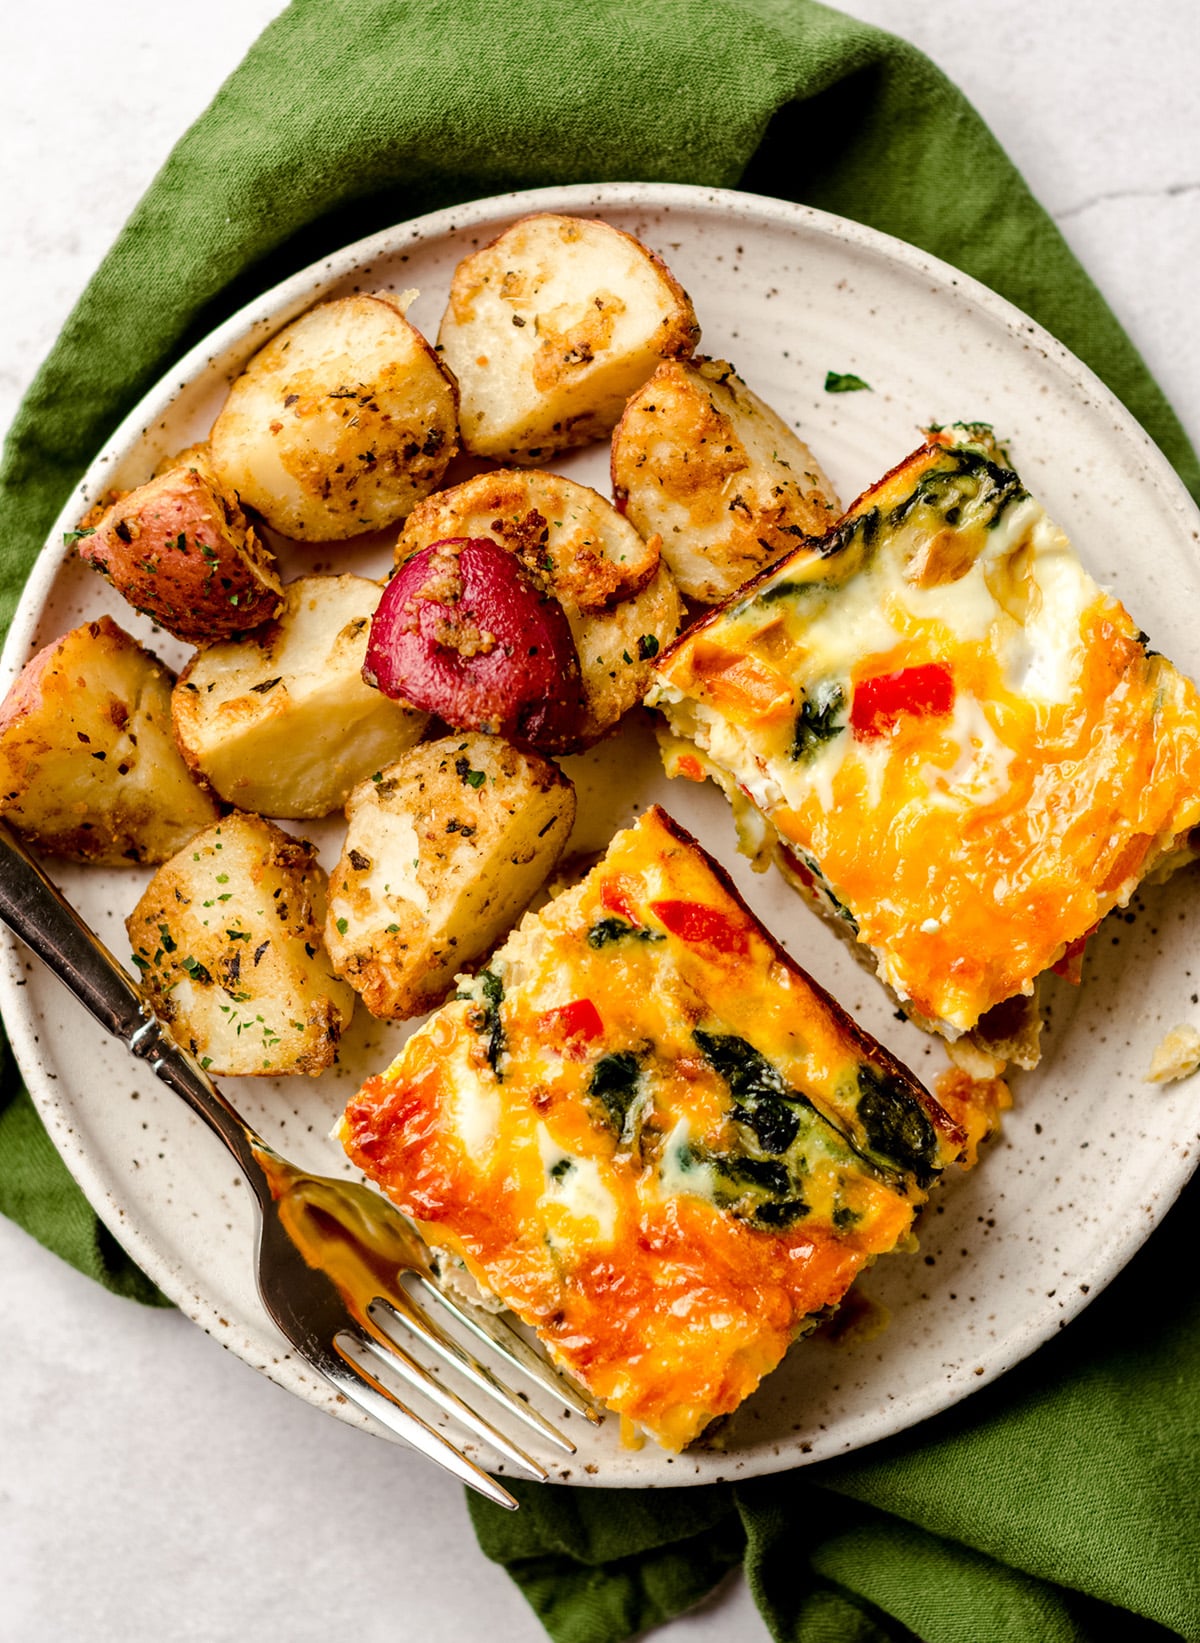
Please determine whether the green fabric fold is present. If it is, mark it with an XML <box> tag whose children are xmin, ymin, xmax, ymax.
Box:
<box><xmin>2</xmin><ymin>0</ymin><xmax>1198</xmax><ymax>1638</ymax></box>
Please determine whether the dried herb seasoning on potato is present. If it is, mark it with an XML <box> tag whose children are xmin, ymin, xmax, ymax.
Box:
<box><xmin>395</xmin><ymin>467</ymin><xmax>660</xmax><ymax>614</ymax></box>
<box><xmin>325</xmin><ymin>733</ymin><xmax>576</xmax><ymax>1020</ymax></box>
<box><xmin>0</xmin><ymin>616</ymin><xmax>220</xmax><ymax>864</ymax></box>
<box><xmin>438</xmin><ymin>213</ymin><xmax>699</xmax><ymax>463</ymax></box>
<box><xmin>76</xmin><ymin>454</ymin><xmax>284</xmax><ymax>643</ymax></box>
<box><xmin>395</xmin><ymin>469</ymin><xmax>683</xmax><ymax>747</ymax></box>
<box><xmin>172</xmin><ymin>574</ymin><xmax>428</xmax><ymax>819</ymax></box>
<box><xmin>127</xmin><ymin>812</ymin><xmax>355</xmax><ymax>1077</ymax></box>
<box><xmin>611</xmin><ymin>357</ymin><xmax>840</xmax><ymax>603</ymax></box>
<box><xmin>209</xmin><ymin>292</ymin><xmax>459</xmax><ymax>541</ymax></box>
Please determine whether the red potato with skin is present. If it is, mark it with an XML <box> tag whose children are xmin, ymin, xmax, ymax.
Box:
<box><xmin>77</xmin><ymin>455</ymin><xmax>283</xmax><ymax>644</ymax></box>
<box><xmin>394</xmin><ymin>475</ymin><xmax>684</xmax><ymax>747</ymax></box>
<box><xmin>365</xmin><ymin>537</ymin><xmax>585</xmax><ymax>752</ymax></box>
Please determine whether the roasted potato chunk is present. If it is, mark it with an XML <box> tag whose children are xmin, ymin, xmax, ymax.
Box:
<box><xmin>0</xmin><ymin>616</ymin><xmax>220</xmax><ymax>863</ymax></box>
<box><xmin>571</xmin><ymin>564</ymin><xmax>682</xmax><ymax>745</ymax></box>
<box><xmin>209</xmin><ymin>293</ymin><xmax>459</xmax><ymax>541</ymax></box>
<box><xmin>438</xmin><ymin>214</ymin><xmax>699</xmax><ymax>463</ymax></box>
<box><xmin>173</xmin><ymin>575</ymin><xmax>428</xmax><ymax>819</ymax></box>
<box><xmin>395</xmin><ymin>468</ymin><xmax>659</xmax><ymax>614</ymax></box>
<box><xmin>77</xmin><ymin>454</ymin><xmax>283</xmax><ymax>643</ymax></box>
<box><xmin>396</xmin><ymin>472</ymin><xmax>681</xmax><ymax>746</ymax></box>
<box><xmin>325</xmin><ymin>734</ymin><xmax>575</xmax><ymax>1019</ymax></box>
<box><xmin>127</xmin><ymin>813</ymin><xmax>355</xmax><ymax>1077</ymax></box>
<box><xmin>611</xmin><ymin>358</ymin><xmax>840</xmax><ymax>603</ymax></box>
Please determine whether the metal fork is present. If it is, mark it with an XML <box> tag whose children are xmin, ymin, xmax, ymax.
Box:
<box><xmin>0</xmin><ymin>822</ymin><xmax>599</xmax><ymax>1510</ymax></box>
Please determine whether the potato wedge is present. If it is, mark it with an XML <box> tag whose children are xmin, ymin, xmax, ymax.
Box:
<box><xmin>396</xmin><ymin>473</ymin><xmax>681</xmax><ymax>746</ymax></box>
<box><xmin>209</xmin><ymin>292</ymin><xmax>459</xmax><ymax>541</ymax></box>
<box><xmin>127</xmin><ymin>813</ymin><xmax>355</xmax><ymax>1077</ymax></box>
<box><xmin>571</xmin><ymin>564</ymin><xmax>682</xmax><ymax>746</ymax></box>
<box><xmin>326</xmin><ymin>734</ymin><xmax>575</xmax><ymax>1019</ymax></box>
<box><xmin>395</xmin><ymin>468</ymin><xmax>658</xmax><ymax>614</ymax></box>
<box><xmin>611</xmin><ymin>358</ymin><xmax>840</xmax><ymax>603</ymax></box>
<box><xmin>77</xmin><ymin>454</ymin><xmax>283</xmax><ymax>643</ymax></box>
<box><xmin>173</xmin><ymin>575</ymin><xmax>428</xmax><ymax>819</ymax></box>
<box><xmin>438</xmin><ymin>214</ymin><xmax>699</xmax><ymax>463</ymax></box>
<box><xmin>0</xmin><ymin>616</ymin><xmax>220</xmax><ymax>863</ymax></box>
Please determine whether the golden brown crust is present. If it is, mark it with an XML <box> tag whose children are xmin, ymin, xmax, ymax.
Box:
<box><xmin>324</xmin><ymin>733</ymin><xmax>576</xmax><ymax>1018</ymax></box>
<box><xmin>439</xmin><ymin>213</ymin><xmax>699</xmax><ymax>463</ymax></box>
<box><xmin>0</xmin><ymin>616</ymin><xmax>220</xmax><ymax>864</ymax></box>
<box><xmin>611</xmin><ymin>358</ymin><xmax>839</xmax><ymax>603</ymax></box>
<box><xmin>126</xmin><ymin>811</ymin><xmax>355</xmax><ymax>1077</ymax></box>
<box><xmin>396</xmin><ymin>473</ymin><xmax>681</xmax><ymax>749</ymax></box>
<box><xmin>396</xmin><ymin>467</ymin><xmax>659</xmax><ymax>615</ymax></box>
<box><xmin>209</xmin><ymin>293</ymin><xmax>460</xmax><ymax>541</ymax></box>
<box><xmin>171</xmin><ymin>575</ymin><xmax>428</xmax><ymax>819</ymax></box>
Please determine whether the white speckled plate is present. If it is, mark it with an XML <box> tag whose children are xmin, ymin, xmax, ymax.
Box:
<box><xmin>3</xmin><ymin>182</ymin><xmax>1200</xmax><ymax>1489</ymax></box>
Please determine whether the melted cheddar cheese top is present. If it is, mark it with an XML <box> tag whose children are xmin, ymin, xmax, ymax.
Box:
<box><xmin>648</xmin><ymin>438</ymin><xmax>1200</xmax><ymax>1034</ymax></box>
<box><xmin>341</xmin><ymin>806</ymin><xmax>960</xmax><ymax>1450</ymax></box>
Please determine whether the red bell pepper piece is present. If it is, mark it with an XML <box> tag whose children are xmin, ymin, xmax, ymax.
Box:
<box><xmin>538</xmin><ymin>998</ymin><xmax>604</xmax><ymax>1050</ymax></box>
<box><xmin>600</xmin><ymin>876</ymin><xmax>641</xmax><ymax>925</ymax></box>
<box><xmin>649</xmin><ymin>899</ymin><xmax>749</xmax><ymax>955</ymax></box>
<box><xmin>850</xmin><ymin>662</ymin><xmax>955</xmax><ymax>740</ymax></box>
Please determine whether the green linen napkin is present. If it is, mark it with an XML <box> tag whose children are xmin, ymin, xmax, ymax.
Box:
<box><xmin>2</xmin><ymin>0</ymin><xmax>1197</xmax><ymax>1637</ymax></box>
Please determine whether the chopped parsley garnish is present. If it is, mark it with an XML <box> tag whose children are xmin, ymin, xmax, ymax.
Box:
<box><xmin>824</xmin><ymin>371</ymin><xmax>872</xmax><ymax>393</ymax></box>
<box><xmin>455</xmin><ymin>755</ymin><xmax>487</xmax><ymax>789</ymax></box>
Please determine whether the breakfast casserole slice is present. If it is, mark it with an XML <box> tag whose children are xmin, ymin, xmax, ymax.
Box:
<box><xmin>646</xmin><ymin>432</ymin><xmax>1200</xmax><ymax>1071</ymax></box>
<box><xmin>340</xmin><ymin>805</ymin><xmax>963</xmax><ymax>1451</ymax></box>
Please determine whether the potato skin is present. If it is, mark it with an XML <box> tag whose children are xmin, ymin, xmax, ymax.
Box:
<box><xmin>173</xmin><ymin>575</ymin><xmax>428</xmax><ymax>819</ymax></box>
<box><xmin>438</xmin><ymin>214</ymin><xmax>699</xmax><ymax>463</ymax></box>
<box><xmin>396</xmin><ymin>471</ymin><xmax>681</xmax><ymax>747</ymax></box>
<box><xmin>127</xmin><ymin>812</ymin><xmax>355</xmax><ymax>1077</ymax></box>
<box><xmin>0</xmin><ymin>616</ymin><xmax>220</xmax><ymax>863</ymax></box>
<box><xmin>325</xmin><ymin>734</ymin><xmax>575</xmax><ymax>1019</ymax></box>
<box><xmin>611</xmin><ymin>358</ymin><xmax>840</xmax><ymax>603</ymax></box>
<box><xmin>76</xmin><ymin>455</ymin><xmax>283</xmax><ymax>643</ymax></box>
<box><xmin>209</xmin><ymin>292</ymin><xmax>459</xmax><ymax>541</ymax></box>
<box><xmin>367</xmin><ymin>538</ymin><xmax>586</xmax><ymax>752</ymax></box>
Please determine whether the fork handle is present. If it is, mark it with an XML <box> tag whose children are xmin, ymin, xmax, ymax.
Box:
<box><xmin>0</xmin><ymin>823</ymin><xmax>268</xmax><ymax>1184</ymax></box>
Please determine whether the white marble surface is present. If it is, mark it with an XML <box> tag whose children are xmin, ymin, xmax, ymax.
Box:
<box><xmin>1</xmin><ymin>4</ymin><xmax>1197</xmax><ymax>1640</ymax></box>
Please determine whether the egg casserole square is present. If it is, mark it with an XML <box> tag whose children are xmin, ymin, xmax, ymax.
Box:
<box><xmin>648</xmin><ymin>435</ymin><xmax>1200</xmax><ymax>1070</ymax></box>
<box><xmin>339</xmin><ymin>805</ymin><xmax>961</xmax><ymax>1449</ymax></box>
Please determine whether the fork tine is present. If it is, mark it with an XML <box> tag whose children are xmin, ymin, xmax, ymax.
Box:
<box><xmin>412</xmin><ymin>1273</ymin><xmax>603</xmax><ymax>1423</ymax></box>
<box><xmin>318</xmin><ymin>1340</ymin><xmax>519</xmax><ymax>1510</ymax></box>
<box><xmin>369</xmin><ymin>1295</ymin><xmax>576</xmax><ymax>1456</ymax></box>
<box><xmin>345</xmin><ymin>1326</ymin><xmax>549</xmax><ymax>1482</ymax></box>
